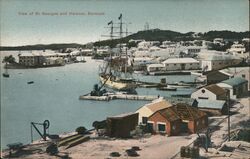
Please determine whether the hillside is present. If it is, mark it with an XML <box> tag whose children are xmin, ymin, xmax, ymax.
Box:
<box><xmin>0</xmin><ymin>43</ymin><xmax>85</xmax><ymax>51</ymax></box>
<box><xmin>94</xmin><ymin>29</ymin><xmax>249</xmax><ymax>47</ymax></box>
<box><xmin>0</xmin><ymin>30</ymin><xmax>249</xmax><ymax>50</ymax></box>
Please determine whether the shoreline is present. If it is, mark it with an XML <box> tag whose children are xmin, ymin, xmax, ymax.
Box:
<box><xmin>1</xmin><ymin>97</ymin><xmax>249</xmax><ymax>159</ymax></box>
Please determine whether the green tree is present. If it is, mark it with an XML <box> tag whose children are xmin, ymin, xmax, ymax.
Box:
<box><xmin>2</xmin><ymin>55</ymin><xmax>16</xmax><ymax>64</ymax></box>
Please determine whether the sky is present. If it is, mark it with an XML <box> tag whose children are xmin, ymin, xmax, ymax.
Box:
<box><xmin>0</xmin><ymin>0</ymin><xmax>249</xmax><ymax>46</ymax></box>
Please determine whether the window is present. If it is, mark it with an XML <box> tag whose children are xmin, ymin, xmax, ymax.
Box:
<box><xmin>142</xmin><ymin>117</ymin><xmax>148</xmax><ymax>124</ymax></box>
<box><xmin>198</xmin><ymin>97</ymin><xmax>209</xmax><ymax>100</ymax></box>
<box><xmin>242</xmin><ymin>74</ymin><xmax>246</xmax><ymax>78</ymax></box>
<box><xmin>201</xmin><ymin>89</ymin><xmax>205</xmax><ymax>93</ymax></box>
<box><xmin>158</xmin><ymin>124</ymin><xmax>166</xmax><ymax>132</ymax></box>
<box><xmin>196</xmin><ymin>121</ymin><xmax>199</xmax><ymax>126</ymax></box>
<box><xmin>172</xmin><ymin>125</ymin><xmax>176</xmax><ymax>130</ymax></box>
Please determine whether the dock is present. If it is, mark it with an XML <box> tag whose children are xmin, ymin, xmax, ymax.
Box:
<box><xmin>110</xmin><ymin>94</ymin><xmax>158</xmax><ymax>101</ymax></box>
<box><xmin>79</xmin><ymin>95</ymin><xmax>111</xmax><ymax>101</ymax></box>
<box><xmin>79</xmin><ymin>94</ymin><xmax>159</xmax><ymax>101</ymax></box>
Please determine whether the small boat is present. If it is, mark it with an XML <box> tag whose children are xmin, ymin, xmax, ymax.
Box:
<box><xmin>157</xmin><ymin>87</ymin><xmax>177</xmax><ymax>91</ymax></box>
<box><xmin>2</xmin><ymin>73</ymin><xmax>10</xmax><ymax>78</ymax></box>
<box><xmin>27</xmin><ymin>81</ymin><xmax>34</xmax><ymax>84</ymax></box>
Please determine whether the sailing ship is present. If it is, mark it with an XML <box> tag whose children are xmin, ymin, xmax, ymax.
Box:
<box><xmin>99</xmin><ymin>14</ymin><xmax>137</xmax><ymax>91</ymax></box>
<box><xmin>2</xmin><ymin>63</ymin><xmax>10</xmax><ymax>78</ymax></box>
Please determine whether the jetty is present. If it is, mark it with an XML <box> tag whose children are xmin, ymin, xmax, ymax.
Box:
<box><xmin>79</xmin><ymin>94</ymin><xmax>159</xmax><ymax>101</ymax></box>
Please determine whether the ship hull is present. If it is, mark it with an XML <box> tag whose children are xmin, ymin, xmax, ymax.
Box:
<box><xmin>100</xmin><ymin>74</ymin><xmax>136</xmax><ymax>91</ymax></box>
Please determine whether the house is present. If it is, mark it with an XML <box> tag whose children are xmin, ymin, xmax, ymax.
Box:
<box><xmin>227</xmin><ymin>43</ymin><xmax>246</xmax><ymax>54</ymax></box>
<box><xmin>196</xmin><ymin>99</ymin><xmax>227</xmax><ymax>116</ymax></box>
<box><xmin>221</xmin><ymin>67</ymin><xmax>250</xmax><ymax>90</ymax></box>
<box><xmin>148</xmin><ymin>103</ymin><xmax>208</xmax><ymax>135</ymax></box>
<box><xmin>217</xmin><ymin>77</ymin><xmax>248</xmax><ymax>99</ymax></box>
<box><xmin>106</xmin><ymin>112</ymin><xmax>138</xmax><ymax>138</ymax></box>
<box><xmin>137</xmin><ymin>40</ymin><xmax>160</xmax><ymax>50</ymax></box>
<box><xmin>213</xmin><ymin>38</ymin><xmax>224</xmax><ymax>46</ymax></box>
<box><xmin>199</xmin><ymin>50</ymin><xmax>243</xmax><ymax>71</ymax></box>
<box><xmin>160</xmin><ymin>41</ymin><xmax>177</xmax><ymax>48</ymax></box>
<box><xmin>204</xmin><ymin>70</ymin><xmax>232</xmax><ymax>85</ymax></box>
<box><xmin>191</xmin><ymin>84</ymin><xmax>227</xmax><ymax>101</ymax></box>
<box><xmin>129</xmin><ymin>57</ymin><xmax>157</xmax><ymax>71</ymax></box>
<box><xmin>19</xmin><ymin>51</ymin><xmax>66</xmax><ymax>67</ymax></box>
<box><xmin>182</xmin><ymin>46</ymin><xmax>202</xmax><ymax>55</ymax></box>
<box><xmin>135</xmin><ymin>99</ymin><xmax>172</xmax><ymax>125</ymax></box>
<box><xmin>162</xmin><ymin>58</ymin><xmax>200</xmax><ymax>71</ymax></box>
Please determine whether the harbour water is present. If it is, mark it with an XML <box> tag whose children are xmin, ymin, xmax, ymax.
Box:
<box><xmin>0</xmin><ymin>51</ymin><xmax>197</xmax><ymax>148</ymax></box>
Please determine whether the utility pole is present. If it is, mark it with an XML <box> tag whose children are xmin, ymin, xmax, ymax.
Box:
<box><xmin>227</xmin><ymin>89</ymin><xmax>231</xmax><ymax>141</ymax></box>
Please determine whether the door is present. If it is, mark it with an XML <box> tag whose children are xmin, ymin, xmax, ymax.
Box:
<box><xmin>147</xmin><ymin>123</ymin><xmax>154</xmax><ymax>133</ymax></box>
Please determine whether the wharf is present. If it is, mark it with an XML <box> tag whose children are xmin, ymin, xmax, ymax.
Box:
<box><xmin>149</xmin><ymin>71</ymin><xmax>191</xmax><ymax>76</ymax></box>
<box><xmin>79</xmin><ymin>94</ymin><xmax>158</xmax><ymax>101</ymax></box>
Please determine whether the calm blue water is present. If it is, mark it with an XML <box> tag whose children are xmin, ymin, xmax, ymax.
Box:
<box><xmin>0</xmin><ymin>51</ymin><xmax>196</xmax><ymax>149</ymax></box>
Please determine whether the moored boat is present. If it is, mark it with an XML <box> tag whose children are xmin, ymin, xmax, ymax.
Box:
<box><xmin>100</xmin><ymin>73</ymin><xmax>136</xmax><ymax>91</ymax></box>
<box><xmin>157</xmin><ymin>87</ymin><xmax>177</xmax><ymax>91</ymax></box>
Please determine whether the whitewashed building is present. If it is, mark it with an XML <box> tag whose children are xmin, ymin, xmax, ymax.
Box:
<box><xmin>198</xmin><ymin>50</ymin><xmax>242</xmax><ymax>71</ymax></box>
<box><xmin>162</xmin><ymin>58</ymin><xmax>200</xmax><ymax>71</ymax></box>
<box><xmin>160</xmin><ymin>41</ymin><xmax>177</xmax><ymax>48</ymax></box>
<box><xmin>19</xmin><ymin>51</ymin><xmax>66</xmax><ymax>67</ymax></box>
<box><xmin>227</xmin><ymin>43</ymin><xmax>246</xmax><ymax>54</ymax></box>
<box><xmin>137</xmin><ymin>40</ymin><xmax>160</xmax><ymax>50</ymax></box>
<box><xmin>213</xmin><ymin>38</ymin><xmax>224</xmax><ymax>46</ymax></box>
<box><xmin>191</xmin><ymin>84</ymin><xmax>227</xmax><ymax>101</ymax></box>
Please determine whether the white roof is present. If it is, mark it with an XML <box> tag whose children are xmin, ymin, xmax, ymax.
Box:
<box><xmin>147</xmin><ymin>63</ymin><xmax>165</xmax><ymax>68</ymax></box>
<box><xmin>198</xmin><ymin>50</ymin><xmax>242</xmax><ymax>61</ymax></box>
<box><xmin>133</xmin><ymin>57</ymin><xmax>154</xmax><ymax>61</ymax></box>
<box><xmin>162</xmin><ymin>58</ymin><xmax>199</xmax><ymax>64</ymax></box>
<box><xmin>19</xmin><ymin>51</ymin><xmax>62</xmax><ymax>57</ymax></box>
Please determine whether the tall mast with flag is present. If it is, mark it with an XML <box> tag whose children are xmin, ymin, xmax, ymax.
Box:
<box><xmin>118</xmin><ymin>13</ymin><xmax>123</xmax><ymax>56</ymax></box>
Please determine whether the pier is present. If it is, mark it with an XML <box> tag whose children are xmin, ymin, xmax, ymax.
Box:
<box><xmin>79</xmin><ymin>94</ymin><xmax>159</xmax><ymax>101</ymax></box>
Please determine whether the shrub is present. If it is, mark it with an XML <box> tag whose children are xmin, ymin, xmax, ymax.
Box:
<box><xmin>75</xmin><ymin>126</ymin><xmax>87</xmax><ymax>134</ymax></box>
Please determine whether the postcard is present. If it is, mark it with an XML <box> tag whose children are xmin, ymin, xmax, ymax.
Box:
<box><xmin>1</xmin><ymin>0</ymin><xmax>249</xmax><ymax>158</ymax></box>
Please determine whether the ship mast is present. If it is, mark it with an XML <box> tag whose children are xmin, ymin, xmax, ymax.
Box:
<box><xmin>108</xmin><ymin>20</ymin><xmax>113</xmax><ymax>74</ymax></box>
<box><xmin>118</xmin><ymin>14</ymin><xmax>123</xmax><ymax>57</ymax></box>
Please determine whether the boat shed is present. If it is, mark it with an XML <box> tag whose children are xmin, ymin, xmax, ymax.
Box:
<box><xmin>191</xmin><ymin>84</ymin><xmax>227</xmax><ymax>101</ymax></box>
<box><xmin>136</xmin><ymin>99</ymin><xmax>172</xmax><ymax>125</ymax></box>
<box><xmin>162</xmin><ymin>58</ymin><xmax>200</xmax><ymax>71</ymax></box>
<box><xmin>106</xmin><ymin>112</ymin><xmax>138</xmax><ymax>138</ymax></box>
<box><xmin>217</xmin><ymin>77</ymin><xmax>248</xmax><ymax>99</ymax></box>
<box><xmin>196</xmin><ymin>99</ymin><xmax>227</xmax><ymax>116</ymax></box>
<box><xmin>204</xmin><ymin>70</ymin><xmax>232</xmax><ymax>85</ymax></box>
<box><xmin>172</xmin><ymin>103</ymin><xmax>208</xmax><ymax>134</ymax></box>
<box><xmin>148</xmin><ymin>103</ymin><xmax>208</xmax><ymax>135</ymax></box>
<box><xmin>147</xmin><ymin>106</ymin><xmax>182</xmax><ymax>136</ymax></box>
